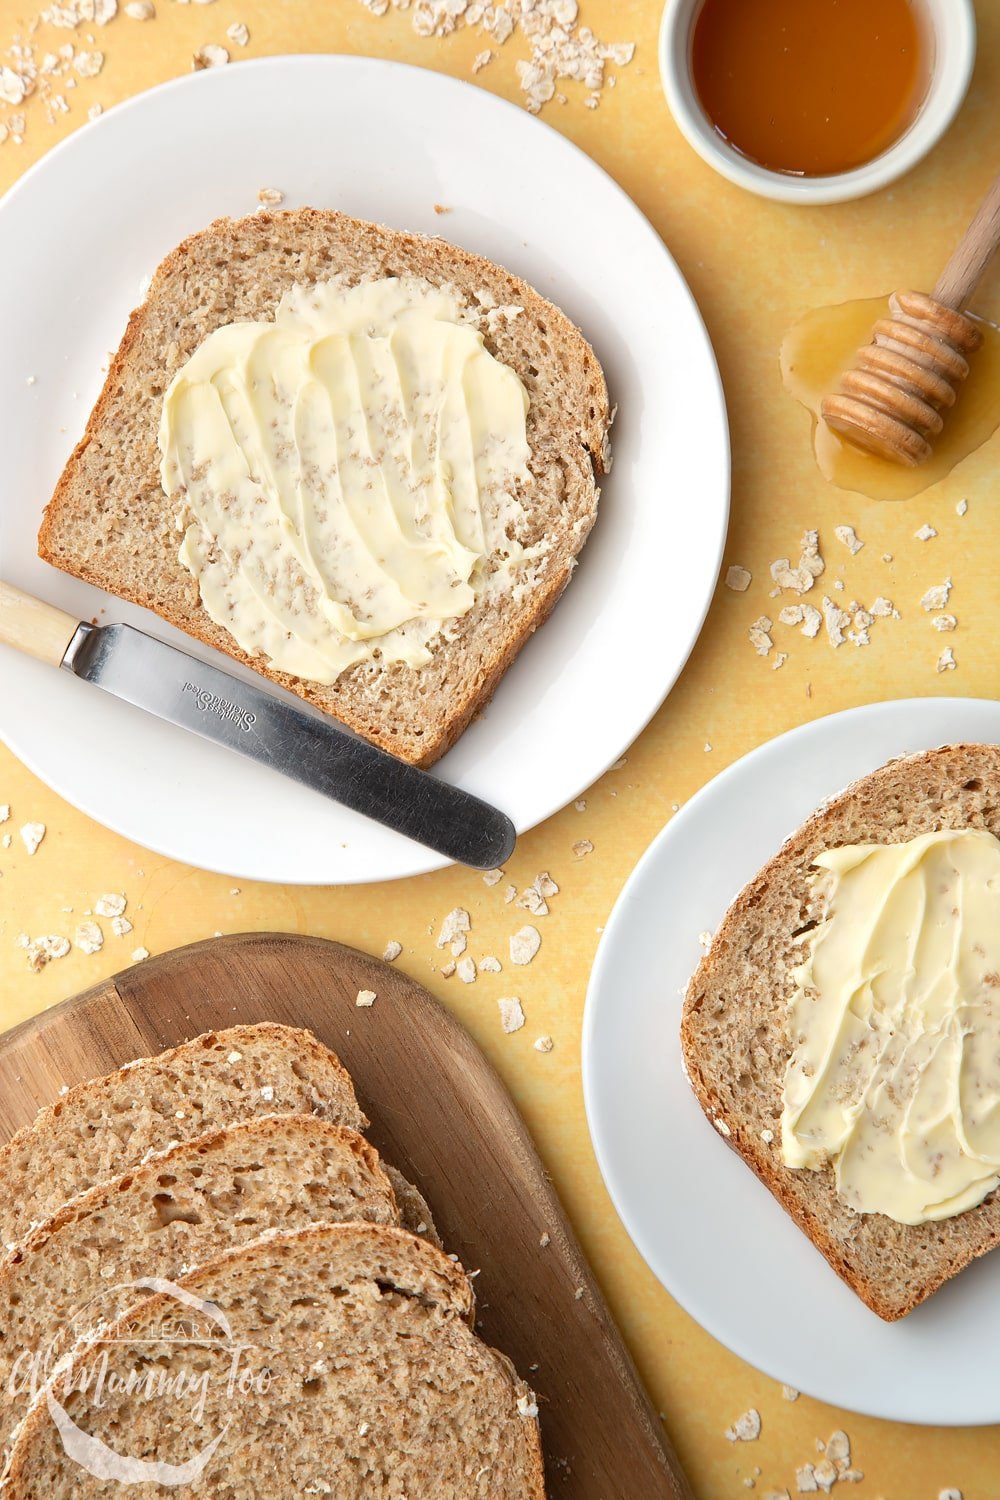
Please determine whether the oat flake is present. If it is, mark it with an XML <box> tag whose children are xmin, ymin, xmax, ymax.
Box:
<box><xmin>20</xmin><ymin>822</ymin><xmax>45</xmax><ymax>856</ymax></box>
<box><xmin>725</xmin><ymin>564</ymin><xmax>751</xmax><ymax>592</ymax></box>
<box><xmin>509</xmin><ymin>926</ymin><xmax>541</xmax><ymax>965</ymax></box>
<box><xmin>95</xmin><ymin>893</ymin><xmax>126</xmax><ymax>917</ymax></box>
<box><xmin>75</xmin><ymin>920</ymin><xmax>103</xmax><ymax>955</ymax></box>
<box><xmin>356</xmin><ymin>989</ymin><xmax>377</xmax><ymax>1007</ymax></box>
<box><xmin>193</xmin><ymin>43</ymin><xmax>229</xmax><ymax>69</ymax></box>
<box><xmin>724</xmin><ymin>1408</ymin><xmax>761</xmax><ymax>1443</ymax></box>
<box><xmin>498</xmin><ymin>996</ymin><xmax>525</xmax><ymax>1033</ymax></box>
<box><xmin>382</xmin><ymin>940</ymin><xmax>402</xmax><ymax>962</ymax></box>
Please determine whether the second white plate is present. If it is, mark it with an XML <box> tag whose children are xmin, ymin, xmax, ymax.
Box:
<box><xmin>583</xmin><ymin>697</ymin><xmax>1000</xmax><ymax>1425</ymax></box>
<box><xmin>0</xmin><ymin>55</ymin><xmax>728</xmax><ymax>885</ymax></box>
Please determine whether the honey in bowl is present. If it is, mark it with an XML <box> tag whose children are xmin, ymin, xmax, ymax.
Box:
<box><xmin>691</xmin><ymin>0</ymin><xmax>932</xmax><ymax>177</ymax></box>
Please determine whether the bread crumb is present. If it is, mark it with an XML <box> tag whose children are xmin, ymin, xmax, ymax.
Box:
<box><xmin>725</xmin><ymin>1409</ymin><xmax>761</xmax><ymax>1443</ymax></box>
<box><xmin>921</xmin><ymin>578</ymin><xmax>952</xmax><ymax>611</ymax></box>
<box><xmin>932</xmin><ymin>614</ymin><xmax>957</xmax><ymax>632</ymax></box>
<box><xmin>193</xmin><ymin>43</ymin><xmax>229</xmax><ymax>68</ymax></box>
<box><xmin>498</xmin><ymin>996</ymin><xmax>525</xmax><ymax>1032</ymax></box>
<box><xmin>725</xmin><ymin>564</ymin><xmax>752</xmax><ymax>592</ymax></box>
<box><xmin>534</xmin><ymin>1035</ymin><xmax>553</xmax><ymax>1053</ymax></box>
<box><xmin>227</xmin><ymin>1051</ymin><xmax>243</xmax><ymax>1063</ymax></box>
<box><xmin>572</xmin><ymin>838</ymin><xmax>594</xmax><ymax>858</ymax></box>
<box><xmin>936</xmin><ymin>647</ymin><xmax>956</xmax><ymax>673</ymax></box>
<box><xmin>509</xmin><ymin>926</ymin><xmax>541</xmax><ymax>965</ymax></box>
<box><xmin>356</xmin><ymin>989</ymin><xmax>377</xmax><ymax>1007</ymax></box>
<box><xmin>227</xmin><ymin>20</ymin><xmax>249</xmax><ymax>44</ymax></box>
<box><xmin>539</xmin><ymin>1231</ymin><xmax>550</xmax><ymax>1247</ymax></box>
<box><xmin>433</xmin><ymin>203</ymin><xmax>450</xmax><ymax>214</ymax></box>
<box><xmin>260</xmin><ymin>1085</ymin><xmax>274</xmax><ymax>1100</ymax></box>
<box><xmin>760</xmin><ymin>1127</ymin><xmax>774</xmax><ymax>1143</ymax></box>
<box><xmin>75</xmin><ymin>920</ymin><xmax>103</xmax><ymax>955</ymax></box>
<box><xmin>257</xmin><ymin>186</ymin><xmax>284</xmax><ymax>205</ymax></box>
<box><xmin>749</xmin><ymin>616</ymin><xmax>774</xmax><ymax>656</ymax></box>
<box><xmin>95</xmin><ymin>892</ymin><xmax>126</xmax><ymax>917</ymax></box>
<box><xmin>20</xmin><ymin>822</ymin><xmax>45</xmax><ymax>856</ymax></box>
<box><xmin>516</xmin><ymin>1393</ymin><xmax>539</xmax><ymax>1418</ymax></box>
<box><xmin>130</xmin><ymin>947</ymin><xmax>150</xmax><ymax>962</ymax></box>
<box><xmin>382</xmin><ymin>940</ymin><xmax>402</xmax><ymax>962</ymax></box>
<box><xmin>482</xmin><ymin>868</ymin><xmax>504</xmax><ymax>886</ymax></box>
<box><xmin>914</xmin><ymin>523</ymin><xmax>937</xmax><ymax>541</ymax></box>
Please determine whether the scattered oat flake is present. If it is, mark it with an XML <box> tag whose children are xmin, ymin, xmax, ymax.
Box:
<box><xmin>227</xmin><ymin>20</ymin><xmax>249</xmax><ymax>44</ymax></box>
<box><xmin>725</xmin><ymin>565</ymin><xmax>752</xmax><ymax>592</ymax></box>
<box><xmin>439</xmin><ymin>960</ymin><xmax>456</xmax><ymax>978</ymax></box>
<box><xmin>87</xmin><ymin>101</ymin><xmax>102</xmax><ymax>119</ymax></box>
<box><xmin>795</xmin><ymin>1467</ymin><xmax>818</xmax><ymax>1494</ymax></box>
<box><xmin>834</xmin><ymin>525</ymin><xmax>863</xmax><ymax>555</ymax></box>
<box><xmin>572</xmin><ymin>838</ymin><xmax>594</xmax><ymax>858</ymax></box>
<box><xmin>822</xmin><ymin>597</ymin><xmax>850</xmax><ymax>648</ymax></box>
<box><xmin>437</xmin><ymin>908</ymin><xmax>470</xmax><ymax>948</ymax></box>
<box><xmin>517</xmin><ymin>1393</ymin><xmax>538</xmax><ymax>1418</ymax></box>
<box><xmin>456</xmin><ymin>956</ymin><xmax>477</xmax><ymax>983</ymax></box>
<box><xmin>111</xmin><ymin>915</ymin><xmax>132</xmax><ymax>937</ymax></box>
<box><xmin>356</xmin><ymin>989</ymin><xmax>377</xmax><ymax>1008</ymax></box>
<box><xmin>937</xmin><ymin>646</ymin><xmax>957</xmax><ymax>673</ymax></box>
<box><xmin>20</xmin><ymin>822</ymin><xmax>45</xmax><ymax>856</ymax></box>
<box><xmin>472</xmin><ymin>47</ymin><xmax>492</xmax><ymax>72</ymax></box>
<box><xmin>503</xmin><ymin>884</ymin><xmax>517</xmax><ymax>904</ymax></box>
<box><xmin>482</xmin><ymin>868</ymin><xmax>503</xmax><ymax>886</ymax></box>
<box><xmin>724</xmin><ymin>1409</ymin><xmax>761</xmax><ymax>1443</ymax></box>
<box><xmin>131</xmin><ymin>947</ymin><xmax>149</xmax><ymax>962</ymax></box>
<box><xmin>125</xmin><ymin>0</ymin><xmax>154</xmax><ymax>16</ymax></box>
<box><xmin>749</xmin><ymin>615</ymin><xmax>773</xmax><ymax>656</ymax></box>
<box><xmin>921</xmin><ymin>578</ymin><xmax>952</xmax><ymax>611</ymax></box>
<box><xmin>534</xmin><ymin>1035</ymin><xmax>553</xmax><ymax>1053</ymax></box>
<box><xmin>498</xmin><ymin>997</ymin><xmax>525</xmax><ymax>1033</ymax></box>
<box><xmin>0</xmin><ymin>806</ymin><xmax>8</xmax><ymax>823</ymax></box>
<box><xmin>257</xmin><ymin>186</ymin><xmax>284</xmax><ymax>205</ymax></box>
<box><xmin>509</xmin><ymin>926</ymin><xmax>541</xmax><ymax>965</ymax></box>
<box><xmin>193</xmin><ymin>43</ymin><xmax>228</xmax><ymax>68</ymax></box>
<box><xmin>869</xmin><ymin>595</ymin><xmax>897</xmax><ymax>618</ymax></box>
<box><xmin>479</xmin><ymin>955</ymin><xmax>502</xmax><ymax>973</ymax></box>
<box><xmin>938</xmin><ymin>1490</ymin><xmax>963</xmax><ymax>1500</ymax></box>
<box><xmin>914</xmin><ymin>523</ymin><xmax>937</xmax><ymax>540</ymax></box>
<box><xmin>574</xmin><ymin>798</ymin><xmax>586</xmax><ymax>812</ymax></box>
<box><xmin>956</xmin><ymin>499</ymin><xmax>968</xmax><ymax>517</ymax></box>
<box><xmin>932</xmin><ymin>613</ymin><xmax>957</xmax><ymax>632</ymax></box>
<box><xmin>25</xmin><ymin>934</ymin><xmax>71</xmax><ymax>972</ymax></box>
<box><xmin>382</xmin><ymin>940</ymin><xmax>402</xmax><ymax>962</ymax></box>
<box><xmin>75</xmin><ymin>920</ymin><xmax>103</xmax><ymax>955</ymax></box>
<box><xmin>74</xmin><ymin>49</ymin><xmax>103</xmax><ymax>76</ymax></box>
<box><xmin>95</xmin><ymin>893</ymin><xmax>126</xmax><ymax>917</ymax></box>
<box><xmin>772</xmin><ymin>651</ymin><xmax>788</xmax><ymax>670</ymax></box>
<box><xmin>781</xmin><ymin>1384</ymin><xmax>800</xmax><ymax>1401</ymax></box>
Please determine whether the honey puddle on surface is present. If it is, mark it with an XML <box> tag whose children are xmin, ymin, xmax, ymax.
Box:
<box><xmin>781</xmin><ymin>297</ymin><xmax>1000</xmax><ymax>500</ymax></box>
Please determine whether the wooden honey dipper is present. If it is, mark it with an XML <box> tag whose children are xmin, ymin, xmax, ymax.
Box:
<box><xmin>822</xmin><ymin>169</ymin><xmax>1000</xmax><ymax>467</ymax></box>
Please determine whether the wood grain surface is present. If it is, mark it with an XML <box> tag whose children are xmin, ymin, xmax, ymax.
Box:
<box><xmin>0</xmin><ymin>931</ymin><xmax>691</xmax><ymax>1500</ymax></box>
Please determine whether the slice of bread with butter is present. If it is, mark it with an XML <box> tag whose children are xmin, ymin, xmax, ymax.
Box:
<box><xmin>38</xmin><ymin>209</ymin><xmax>611</xmax><ymax>766</ymax></box>
<box><xmin>682</xmin><ymin>744</ymin><xmax>1000</xmax><ymax>1320</ymax></box>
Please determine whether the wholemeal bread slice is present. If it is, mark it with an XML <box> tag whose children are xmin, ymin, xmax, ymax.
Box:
<box><xmin>4</xmin><ymin>1223</ymin><xmax>545</xmax><ymax>1498</ymax></box>
<box><xmin>0</xmin><ymin>1116</ymin><xmax>401</xmax><ymax>1461</ymax></box>
<box><xmin>681</xmin><ymin>744</ymin><xmax>1000</xmax><ymax>1321</ymax></box>
<box><xmin>0</xmin><ymin>1023</ymin><xmax>365</xmax><ymax>1250</ymax></box>
<box><xmin>39</xmin><ymin>207</ymin><xmax>611</xmax><ymax>766</ymax></box>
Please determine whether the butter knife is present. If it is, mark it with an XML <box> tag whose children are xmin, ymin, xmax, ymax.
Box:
<box><xmin>0</xmin><ymin>581</ymin><xmax>516</xmax><ymax>871</ymax></box>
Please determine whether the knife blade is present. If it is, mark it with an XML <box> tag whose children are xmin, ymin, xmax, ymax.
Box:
<box><xmin>0</xmin><ymin>582</ymin><xmax>516</xmax><ymax>871</ymax></box>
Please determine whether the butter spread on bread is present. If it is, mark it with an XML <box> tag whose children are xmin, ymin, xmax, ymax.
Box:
<box><xmin>160</xmin><ymin>275</ymin><xmax>537</xmax><ymax>684</ymax></box>
<box><xmin>782</xmin><ymin>828</ymin><xmax>1000</xmax><ymax>1225</ymax></box>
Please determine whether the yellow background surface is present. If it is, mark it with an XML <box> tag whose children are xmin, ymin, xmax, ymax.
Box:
<box><xmin>1</xmin><ymin>1</ymin><xmax>999</xmax><ymax>1494</ymax></box>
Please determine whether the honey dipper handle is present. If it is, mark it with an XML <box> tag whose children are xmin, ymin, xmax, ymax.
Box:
<box><xmin>932</xmin><ymin>168</ymin><xmax>1000</xmax><ymax>310</ymax></box>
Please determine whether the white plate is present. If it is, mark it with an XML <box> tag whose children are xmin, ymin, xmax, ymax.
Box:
<box><xmin>0</xmin><ymin>56</ymin><xmax>729</xmax><ymax>885</ymax></box>
<box><xmin>583</xmin><ymin>697</ymin><xmax>1000</xmax><ymax>1426</ymax></box>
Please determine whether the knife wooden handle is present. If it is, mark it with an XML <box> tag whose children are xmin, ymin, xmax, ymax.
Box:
<box><xmin>0</xmin><ymin>580</ymin><xmax>82</xmax><ymax>667</ymax></box>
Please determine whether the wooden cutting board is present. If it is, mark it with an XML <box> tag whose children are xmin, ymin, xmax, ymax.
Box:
<box><xmin>0</xmin><ymin>931</ymin><xmax>690</xmax><ymax>1500</ymax></box>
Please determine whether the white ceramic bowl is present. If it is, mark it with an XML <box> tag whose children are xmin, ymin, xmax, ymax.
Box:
<box><xmin>659</xmin><ymin>0</ymin><xmax>976</xmax><ymax>205</ymax></box>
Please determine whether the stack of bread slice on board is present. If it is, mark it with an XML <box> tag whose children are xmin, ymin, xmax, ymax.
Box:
<box><xmin>0</xmin><ymin>1023</ymin><xmax>545</xmax><ymax>1497</ymax></box>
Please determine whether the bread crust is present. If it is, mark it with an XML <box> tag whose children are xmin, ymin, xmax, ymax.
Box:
<box><xmin>681</xmin><ymin>744</ymin><xmax>1000</xmax><ymax>1321</ymax></box>
<box><xmin>38</xmin><ymin>208</ymin><xmax>610</xmax><ymax>766</ymax></box>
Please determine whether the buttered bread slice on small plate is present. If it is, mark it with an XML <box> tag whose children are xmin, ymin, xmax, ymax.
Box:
<box><xmin>682</xmin><ymin>744</ymin><xmax>1000</xmax><ymax>1320</ymax></box>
